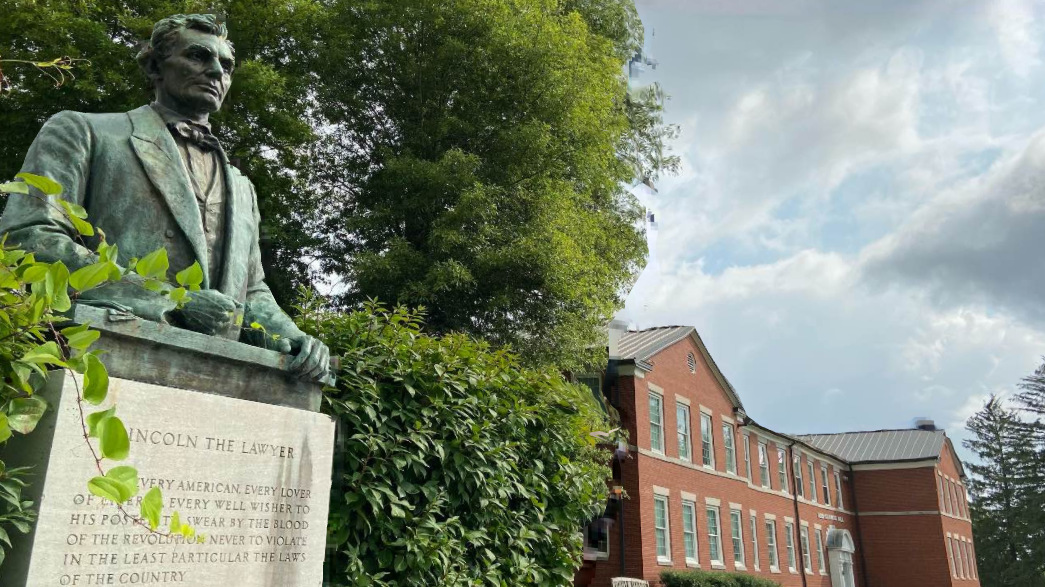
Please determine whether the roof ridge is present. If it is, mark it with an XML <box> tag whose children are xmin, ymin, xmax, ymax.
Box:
<box><xmin>796</xmin><ymin>428</ymin><xmax>944</xmax><ymax>437</ymax></box>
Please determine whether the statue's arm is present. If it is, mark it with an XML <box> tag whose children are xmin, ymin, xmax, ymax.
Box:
<box><xmin>241</xmin><ymin>182</ymin><xmax>305</xmax><ymax>340</ymax></box>
<box><xmin>1</xmin><ymin>111</ymin><xmax>99</xmax><ymax>270</ymax></box>
<box><xmin>1</xmin><ymin>111</ymin><xmax>175</xmax><ymax>322</ymax></box>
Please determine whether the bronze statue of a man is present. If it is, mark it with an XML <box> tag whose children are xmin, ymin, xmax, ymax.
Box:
<box><xmin>0</xmin><ymin>14</ymin><xmax>330</xmax><ymax>382</ymax></box>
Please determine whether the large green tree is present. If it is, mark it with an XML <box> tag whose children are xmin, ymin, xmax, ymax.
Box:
<box><xmin>1</xmin><ymin>0</ymin><xmax>671</xmax><ymax>369</ymax></box>
<box><xmin>308</xmin><ymin>0</ymin><xmax>654</xmax><ymax>369</ymax></box>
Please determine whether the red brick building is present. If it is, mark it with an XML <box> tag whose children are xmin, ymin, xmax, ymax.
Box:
<box><xmin>577</xmin><ymin>326</ymin><xmax>979</xmax><ymax>587</ymax></box>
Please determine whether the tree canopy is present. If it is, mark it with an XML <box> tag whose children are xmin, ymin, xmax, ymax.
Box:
<box><xmin>1</xmin><ymin>0</ymin><xmax>673</xmax><ymax>369</ymax></box>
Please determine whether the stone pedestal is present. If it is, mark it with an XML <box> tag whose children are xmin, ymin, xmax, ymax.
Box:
<box><xmin>0</xmin><ymin>305</ymin><xmax>336</xmax><ymax>587</ymax></box>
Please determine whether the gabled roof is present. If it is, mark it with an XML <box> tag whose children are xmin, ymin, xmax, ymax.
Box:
<box><xmin>795</xmin><ymin>429</ymin><xmax>946</xmax><ymax>464</ymax></box>
<box><xmin>618</xmin><ymin>326</ymin><xmax>744</xmax><ymax>410</ymax></box>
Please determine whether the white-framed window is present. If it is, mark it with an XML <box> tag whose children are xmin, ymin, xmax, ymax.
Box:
<box><xmin>777</xmin><ymin>448</ymin><xmax>787</xmax><ymax>492</ymax></box>
<box><xmin>687</xmin><ymin>352</ymin><xmax>697</xmax><ymax>373</ymax></box>
<box><xmin>723</xmin><ymin>423</ymin><xmax>737</xmax><ymax>474</ymax></box>
<box><xmin>954</xmin><ymin>536</ymin><xmax>966</xmax><ymax>578</ymax></box>
<box><xmin>649</xmin><ymin>392</ymin><xmax>664</xmax><ymax>453</ymax></box>
<box><xmin>794</xmin><ymin>453</ymin><xmax>804</xmax><ymax>497</ymax></box>
<box><xmin>654</xmin><ymin>495</ymin><xmax>671</xmax><ymax>562</ymax></box>
<box><xmin>821</xmin><ymin>464</ymin><xmax>831</xmax><ymax>506</ymax></box>
<box><xmin>946</xmin><ymin>536</ymin><xmax>957</xmax><ymax>577</ymax></box>
<box><xmin>750</xmin><ymin>514</ymin><xmax>760</xmax><ymax>570</ymax></box>
<box><xmin>949</xmin><ymin>480</ymin><xmax>959</xmax><ymax>517</ymax></box>
<box><xmin>682</xmin><ymin>499</ymin><xmax>699</xmax><ymax>564</ymax></box>
<box><xmin>834</xmin><ymin>471</ymin><xmax>844</xmax><ymax>509</ymax></box>
<box><xmin>707</xmin><ymin>505</ymin><xmax>723</xmax><ymax>565</ymax></box>
<box><xmin>730</xmin><ymin>509</ymin><xmax>745</xmax><ymax>566</ymax></box>
<box><xmin>743</xmin><ymin>434</ymin><xmax>752</xmax><ymax>480</ymax></box>
<box><xmin>962</xmin><ymin>540</ymin><xmax>973</xmax><ymax>579</ymax></box>
<box><xmin>758</xmin><ymin>442</ymin><xmax>770</xmax><ymax>488</ymax></box>
<box><xmin>814</xmin><ymin>528</ymin><xmax>825</xmax><ymax>573</ymax></box>
<box><xmin>968</xmin><ymin>540</ymin><xmax>978</xmax><ymax>578</ymax></box>
<box><xmin>938</xmin><ymin>475</ymin><xmax>949</xmax><ymax>514</ymax></box>
<box><xmin>807</xmin><ymin>460</ymin><xmax>817</xmax><ymax>502</ymax></box>
<box><xmin>800</xmin><ymin>526</ymin><xmax>812</xmax><ymax>573</ymax></box>
<box><xmin>784</xmin><ymin>521</ymin><xmax>797</xmax><ymax>572</ymax></box>
<box><xmin>677</xmin><ymin>403</ymin><xmax>692</xmax><ymax>462</ymax></box>
<box><xmin>765</xmin><ymin>520</ymin><xmax>779</xmax><ymax>570</ymax></box>
<box><xmin>700</xmin><ymin>412</ymin><xmax>714</xmax><ymax>468</ymax></box>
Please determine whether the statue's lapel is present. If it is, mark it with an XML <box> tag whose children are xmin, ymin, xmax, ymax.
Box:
<box><xmin>127</xmin><ymin>106</ymin><xmax>210</xmax><ymax>287</ymax></box>
<box><xmin>217</xmin><ymin>160</ymin><xmax>251</xmax><ymax>295</ymax></box>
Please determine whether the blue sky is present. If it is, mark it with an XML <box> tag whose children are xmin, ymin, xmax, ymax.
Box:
<box><xmin>622</xmin><ymin>0</ymin><xmax>1045</xmax><ymax>462</ymax></box>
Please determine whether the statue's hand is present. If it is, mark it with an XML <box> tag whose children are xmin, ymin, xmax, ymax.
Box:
<box><xmin>166</xmin><ymin>289</ymin><xmax>239</xmax><ymax>336</ymax></box>
<box><xmin>284</xmin><ymin>334</ymin><xmax>331</xmax><ymax>383</ymax></box>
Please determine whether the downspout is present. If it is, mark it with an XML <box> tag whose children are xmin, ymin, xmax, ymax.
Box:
<box><xmin>848</xmin><ymin>463</ymin><xmax>871</xmax><ymax>587</ymax></box>
<box><xmin>787</xmin><ymin>441</ymin><xmax>809</xmax><ymax>587</ymax></box>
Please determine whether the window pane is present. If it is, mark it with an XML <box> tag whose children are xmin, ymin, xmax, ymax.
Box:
<box><xmin>808</xmin><ymin>461</ymin><xmax>816</xmax><ymax>501</ymax></box>
<box><xmin>835</xmin><ymin>471</ymin><xmax>844</xmax><ymax>509</ymax></box>
<box><xmin>677</xmin><ymin>404</ymin><xmax>691</xmax><ymax>461</ymax></box>
<box><xmin>759</xmin><ymin>443</ymin><xmax>770</xmax><ymax>488</ymax></box>
<box><xmin>750</xmin><ymin>514</ymin><xmax>760</xmax><ymax>569</ymax></box>
<box><xmin>743</xmin><ymin>435</ymin><xmax>752</xmax><ymax>479</ymax></box>
<box><xmin>682</xmin><ymin>501</ymin><xmax>697</xmax><ymax>561</ymax></box>
<box><xmin>815</xmin><ymin>529</ymin><xmax>825</xmax><ymax>573</ymax></box>
<box><xmin>654</xmin><ymin>496</ymin><xmax>669</xmax><ymax>559</ymax></box>
<box><xmin>723</xmin><ymin>424</ymin><xmax>737</xmax><ymax>474</ymax></box>
<box><xmin>649</xmin><ymin>394</ymin><xmax>663</xmax><ymax>452</ymax></box>
<box><xmin>821</xmin><ymin>465</ymin><xmax>831</xmax><ymax>505</ymax></box>
<box><xmin>701</xmin><ymin>413</ymin><xmax>714</xmax><ymax>466</ymax></box>
<box><xmin>707</xmin><ymin>506</ymin><xmax>721</xmax><ymax>563</ymax></box>
<box><xmin>800</xmin><ymin>527</ymin><xmax>812</xmax><ymax>572</ymax></box>
<box><xmin>794</xmin><ymin>454</ymin><xmax>804</xmax><ymax>497</ymax></box>
<box><xmin>785</xmin><ymin>522</ymin><xmax>796</xmax><ymax>570</ymax></box>
<box><xmin>777</xmin><ymin>448</ymin><xmax>787</xmax><ymax>491</ymax></box>
<box><xmin>730</xmin><ymin>510</ymin><xmax>744</xmax><ymax>565</ymax></box>
<box><xmin>765</xmin><ymin>521</ymin><xmax>779</xmax><ymax>568</ymax></box>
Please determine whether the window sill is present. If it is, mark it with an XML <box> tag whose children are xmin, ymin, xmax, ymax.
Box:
<box><xmin>804</xmin><ymin>569</ymin><xmax>814</xmax><ymax>575</ymax></box>
<box><xmin>770</xmin><ymin>567</ymin><xmax>781</xmax><ymax>574</ymax></box>
<box><xmin>711</xmin><ymin>562</ymin><xmax>726</xmax><ymax>570</ymax></box>
<box><xmin>657</xmin><ymin>559</ymin><xmax>673</xmax><ymax>567</ymax></box>
<box><xmin>789</xmin><ymin>568</ymin><xmax>798</xmax><ymax>574</ymax></box>
<box><xmin>735</xmin><ymin>564</ymin><xmax>747</xmax><ymax>571</ymax></box>
<box><xmin>686</xmin><ymin>560</ymin><xmax>700</xmax><ymax>569</ymax></box>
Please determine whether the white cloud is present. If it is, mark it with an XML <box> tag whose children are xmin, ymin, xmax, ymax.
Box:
<box><xmin>988</xmin><ymin>0</ymin><xmax>1043</xmax><ymax>78</ymax></box>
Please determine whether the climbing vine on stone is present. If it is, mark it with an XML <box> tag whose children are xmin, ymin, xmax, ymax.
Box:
<box><xmin>0</xmin><ymin>173</ymin><xmax>205</xmax><ymax>566</ymax></box>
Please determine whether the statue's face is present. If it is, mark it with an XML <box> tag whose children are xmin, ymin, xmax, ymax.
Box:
<box><xmin>152</xmin><ymin>28</ymin><xmax>234</xmax><ymax>117</ymax></box>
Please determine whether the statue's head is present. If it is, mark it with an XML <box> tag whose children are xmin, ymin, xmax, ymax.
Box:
<box><xmin>136</xmin><ymin>14</ymin><xmax>235</xmax><ymax>118</ymax></box>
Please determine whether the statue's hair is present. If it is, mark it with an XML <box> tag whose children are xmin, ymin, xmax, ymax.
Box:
<box><xmin>136</xmin><ymin>14</ymin><xmax>235</xmax><ymax>80</ymax></box>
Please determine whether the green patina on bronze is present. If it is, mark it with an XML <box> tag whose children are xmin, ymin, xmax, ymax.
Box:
<box><xmin>0</xmin><ymin>14</ymin><xmax>330</xmax><ymax>382</ymax></box>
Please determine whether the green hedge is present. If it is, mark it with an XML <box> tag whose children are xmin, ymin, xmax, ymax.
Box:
<box><xmin>661</xmin><ymin>569</ymin><xmax>783</xmax><ymax>587</ymax></box>
<box><xmin>305</xmin><ymin>303</ymin><xmax>614</xmax><ymax>586</ymax></box>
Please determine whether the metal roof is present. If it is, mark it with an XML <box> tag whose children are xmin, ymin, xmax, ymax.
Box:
<box><xmin>795</xmin><ymin>429</ymin><xmax>946</xmax><ymax>464</ymax></box>
<box><xmin>618</xmin><ymin>326</ymin><xmax>693</xmax><ymax>365</ymax></box>
<box><xmin>618</xmin><ymin>326</ymin><xmax>744</xmax><ymax>410</ymax></box>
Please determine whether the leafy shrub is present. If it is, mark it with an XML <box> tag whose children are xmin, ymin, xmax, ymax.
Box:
<box><xmin>304</xmin><ymin>302</ymin><xmax>614</xmax><ymax>586</ymax></box>
<box><xmin>661</xmin><ymin>569</ymin><xmax>782</xmax><ymax>587</ymax></box>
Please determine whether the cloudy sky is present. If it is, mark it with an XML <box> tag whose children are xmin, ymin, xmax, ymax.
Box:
<box><xmin>623</xmin><ymin>0</ymin><xmax>1045</xmax><ymax>462</ymax></box>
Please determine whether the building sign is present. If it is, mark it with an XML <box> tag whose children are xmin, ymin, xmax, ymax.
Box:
<box><xmin>818</xmin><ymin>513</ymin><xmax>845</xmax><ymax>523</ymax></box>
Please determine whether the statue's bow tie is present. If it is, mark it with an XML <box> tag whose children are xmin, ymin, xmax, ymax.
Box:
<box><xmin>167</xmin><ymin>121</ymin><xmax>221</xmax><ymax>152</ymax></box>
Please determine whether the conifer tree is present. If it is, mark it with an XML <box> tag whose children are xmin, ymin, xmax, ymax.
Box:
<box><xmin>964</xmin><ymin>395</ymin><xmax>1043</xmax><ymax>587</ymax></box>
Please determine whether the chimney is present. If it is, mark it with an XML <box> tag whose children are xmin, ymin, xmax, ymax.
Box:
<box><xmin>608</xmin><ymin>319</ymin><xmax>628</xmax><ymax>360</ymax></box>
<box><xmin>914</xmin><ymin>417</ymin><xmax>936</xmax><ymax>431</ymax></box>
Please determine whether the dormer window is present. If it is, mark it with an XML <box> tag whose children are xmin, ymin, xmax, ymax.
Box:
<box><xmin>687</xmin><ymin>352</ymin><xmax>696</xmax><ymax>373</ymax></box>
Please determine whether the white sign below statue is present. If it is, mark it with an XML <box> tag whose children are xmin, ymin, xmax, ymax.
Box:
<box><xmin>24</xmin><ymin>374</ymin><xmax>335</xmax><ymax>587</ymax></box>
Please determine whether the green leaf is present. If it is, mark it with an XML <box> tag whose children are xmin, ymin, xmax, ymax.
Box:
<box><xmin>7</xmin><ymin>397</ymin><xmax>47</xmax><ymax>434</ymax></box>
<box><xmin>61</xmin><ymin>323</ymin><xmax>90</xmax><ymax>337</ymax></box>
<box><xmin>175</xmin><ymin>261</ymin><xmax>204</xmax><ymax>290</ymax></box>
<box><xmin>168</xmin><ymin>287</ymin><xmax>188</xmax><ymax>305</ymax></box>
<box><xmin>21</xmin><ymin>341</ymin><xmax>65</xmax><ymax>366</ymax></box>
<box><xmin>59</xmin><ymin>201</ymin><xmax>94</xmax><ymax>236</ymax></box>
<box><xmin>135</xmin><ymin>248</ymin><xmax>169</xmax><ymax>280</ymax></box>
<box><xmin>0</xmin><ymin>413</ymin><xmax>11</xmax><ymax>444</ymax></box>
<box><xmin>48</xmin><ymin>263</ymin><xmax>71</xmax><ymax>312</ymax></box>
<box><xmin>86</xmin><ymin>406</ymin><xmax>115</xmax><ymax>438</ymax></box>
<box><xmin>67</xmin><ymin>329</ymin><xmax>100</xmax><ymax>350</ymax></box>
<box><xmin>169</xmin><ymin>511</ymin><xmax>180</xmax><ymax>533</ymax></box>
<box><xmin>0</xmin><ymin>524</ymin><xmax>10</xmax><ymax>548</ymax></box>
<box><xmin>21</xmin><ymin>264</ymin><xmax>49</xmax><ymax>283</ymax></box>
<box><xmin>87</xmin><ymin>476</ymin><xmax>132</xmax><ymax>504</ymax></box>
<box><xmin>15</xmin><ymin>172</ymin><xmax>62</xmax><ymax>196</ymax></box>
<box><xmin>0</xmin><ymin>181</ymin><xmax>29</xmax><ymax>195</ymax></box>
<box><xmin>69</xmin><ymin>261</ymin><xmax>112</xmax><ymax>292</ymax></box>
<box><xmin>106</xmin><ymin>466</ymin><xmax>139</xmax><ymax>499</ymax></box>
<box><xmin>142</xmin><ymin>279</ymin><xmax>164</xmax><ymax>293</ymax></box>
<box><xmin>98</xmin><ymin>416</ymin><xmax>129</xmax><ymax>461</ymax></box>
<box><xmin>141</xmin><ymin>487</ymin><xmax>162</xmax><ymax>530</ymax></box>
<box><xmin>82</xmin><ymin>354</ymin><xmax>109</xmax><ymax>405</ymax></box>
